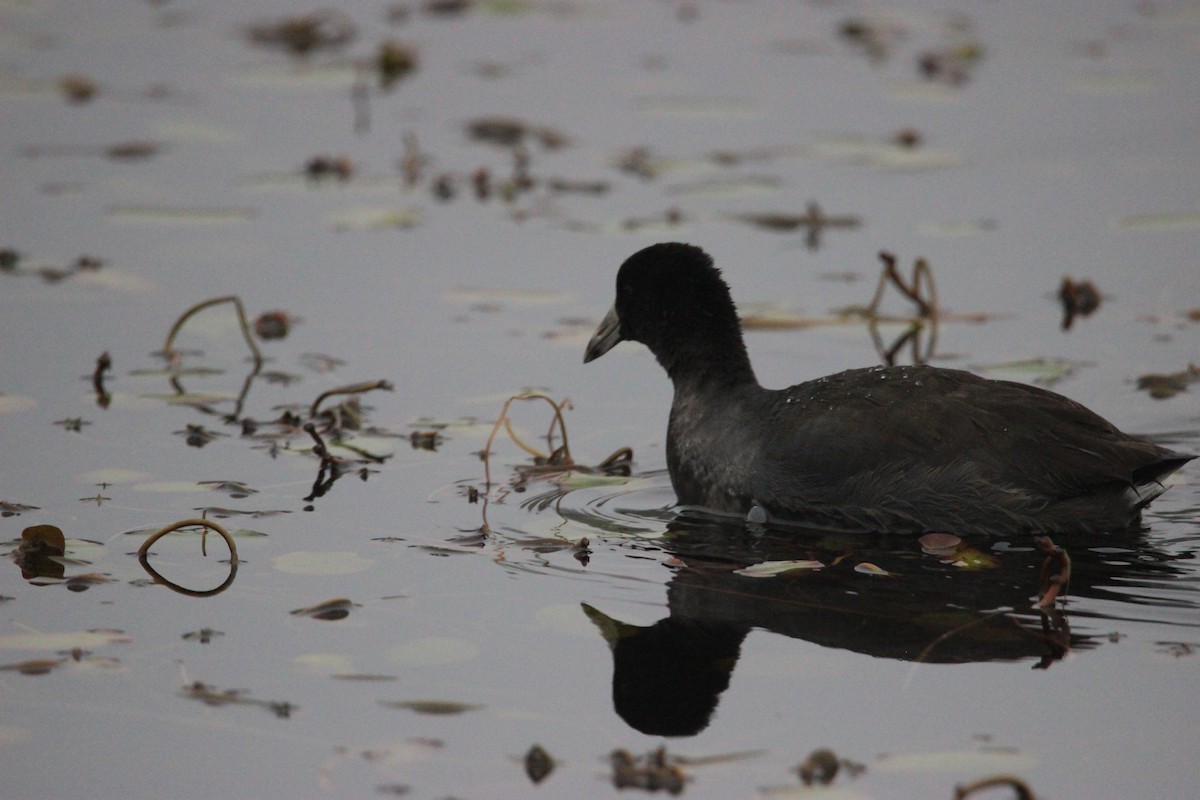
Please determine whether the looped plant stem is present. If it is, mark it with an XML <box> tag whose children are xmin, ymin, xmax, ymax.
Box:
<box><xmin>163</xmin><ymin>295</ymin><xmax>263</xmax><ymax>367</ymax></box>
<box><xmin>482</xmin><ymin>393</ymin><xmax>574</xmax><ymax>490</ymax></box>
<box><xmin>136</xmin><ymin>517</ymin><xmax>239</xmax><ymax>597</ymax></box>
<box><xmin>309</xmin><ymin>379</ymin><xmax>394</xmax><ymax>418</ymax></box>
<box><xmin>137</xmin><ymin>517</ymin><xmax>239</xmax><ymax>565</ymax></box>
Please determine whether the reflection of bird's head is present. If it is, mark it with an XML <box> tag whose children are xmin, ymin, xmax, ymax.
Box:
<box><xmin>583</xmin><ymin>603</ymin><xmax>746</xmax><ymax>737</ymax></box>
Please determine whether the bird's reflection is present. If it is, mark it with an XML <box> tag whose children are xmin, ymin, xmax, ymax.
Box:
<box><xmin>583</xmin><ymin>512</ymin><xmax>1194</xmax><ymax>737</ymax></box>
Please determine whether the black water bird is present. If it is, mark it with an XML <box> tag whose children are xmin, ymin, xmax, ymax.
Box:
<box><xmin>584</xmin><ymin>243</ymin><xmax>1192</xmax><ymax>535</ymax></box>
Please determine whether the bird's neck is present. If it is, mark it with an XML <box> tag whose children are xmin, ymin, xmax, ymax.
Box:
<box><xmin>659</xmin><ymin>335</ymin><xmax>757</xmax><ymax>390</ymax></box>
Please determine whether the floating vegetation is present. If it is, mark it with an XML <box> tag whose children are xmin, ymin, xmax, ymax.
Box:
<box><xmin>198</xmin><ymin>480</ymin><xmax>259</xmax><ymax>499</ymax></box>
<box><xmin>303</xmin><ymin>155</ymin><xmax>355</xmax><ymax>183</ymax></box>
<box><xmin>291</xmin><ymin>597</ymin><xmax>358</xmax><ymax>620</ymax></box>
<box><xmin>180</xmin><ymin>681</ymin><xmax>296</xmax><ymax>718</ymax></box>
<box><xmin>609</xmin><ymin>747</ymin><xmax>688</xmax><ymax>794</ymax></box>
<box><xmin>0</xmin><ymin>629</ymin><xmax>132</xmax><ymax>651</ymax></box>
<box><xmin>1035</xmin><ymin>536</ymin><xmax>1071</xmax><ymax>608</ymax></box>
<box><xmin>1117</xmin><ymin>209</ymin><xmax>1200</xmax><ymax>230</ymax></box>
<box><xmin>523</xmin><ymin>745</ymin><xmax>556</xmax><ymax>784</ymax></box>
<box><xmin>1057</xmin><ymin>276</ymin><xmax>1101</xmax><ymax>330</ymax></box>
<box><xmin>181</xmin><ymin>628</ymin><xmax>223</xmax><ymax>644</ymax></box>
<box><xmin>106</xmin><ymin>205</ymin><xmax>257</xmax><ymax>225</ymax></box>
<box><xmin>1136</xmin><ymin>363</ymin><xmax>1200</xmax><ymax>400</ymax></box>
<box><xmin>328</xmin><ymin>205</ymin><xmax>422</xmax><ymax>232</ymax></box>
<box><xmin>375</xmin><ymin>39</ymin><xmax>418</xmax><ymax>90</ymax></box>
<box><xmin>378</xmin><ymin>699</ymin><xmax>482</xmax><ymax>715</ymax></box>
<box><xmin>136</xmin><ymin>518</ymin><xmax>239</xmax><ymax>597</ymax></box>
<box><xmin>955</xmin><ymin>775</ymin><xmax>1039</xmax><ymax>800</ymax></box>
<box><xmin>0</xmin><ymin>501</ymin><xmax>40</xmax><ymax>517</ymax></box>
<box><xmin>722</xmin><ymin>202</ymin><xmax>861</xmax><ymax>251</ymax></box>
<box><xmin>972</xmin><ymin>358</ymin><xmax>1088</xmax><ymax>387</ymax></box>
<box><xmin>478</xmin><ymin>393</ymin><xmax>633</xmax><ymax>532</ymax></box>
<box><xmin>465</xmin><ymin>116</ymin><xmax>568</xmax><ymax>149</ymax></box>
<box><xmin>243</xmin><ymin>9</ymin><xmax>356</xmax><ymax>57</ymax></box>
<box><xmin>918</xmin><ymin>218</ymin><xmax>998</xmax><ymax>237</ymax></box>
<box><xmin>808</xmin><ymin>133</ymin><xmax>964</xmax><ymax>172</ymax></box>
<box><xmin>0</xmin><ymin>252</ymin><xmax>106</xmax><ymax>284</ymax></box>
<box><xmin>733</xmin><ymin>560</ymin><xmax>824</xmax><ymax>578</ymax></box>
<box><xmin>794</xmin><ymin>747</ymin><xmax>865</xmax><ymax>787</ymax></box>
<box><xmin>10</xmin><ymin>525</ymin><xmax>66</xmax><ymax>581</ymax></box>
<box><xmin>272</xmin><ymin>550</ymin><xmax>373</xmax><ymax>576</ymax></box>
<box><xmin>635</xmin><ymin>95</ymin><xmax>760</xmax><ymax>119</ymax></box>
<box><xmin>92</xmin><ymin>351</ymin><xmax>112</xmax><ymax>408</ymax></box>
<box><xmin>21</xmin><ymin>140</ymin><xmax>163</xmax><ymax>161</ymax></box>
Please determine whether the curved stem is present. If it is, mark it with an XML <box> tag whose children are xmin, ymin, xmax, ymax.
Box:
<box><xmin>163</xmin><ymin>295</ymin><xmax>263</xmax><ymax>367</ymax></box>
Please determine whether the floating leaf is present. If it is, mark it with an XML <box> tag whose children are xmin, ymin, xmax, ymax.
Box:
<box><xmin>636</xmin><ymin>95</ymin><xmax>761</xmax><ymax>118</ymax></box>
<box><xmin>1117</xmin><ymin>210</ymin><xmax>1200</xmax><ymax>230</ymax></box>
<box><xmin>0</xmin><ymin>658</ymin><xmax>64</xmax><ymax>675</ymax></box>
<box><xmin>107</xmin><ymin>205</ymin><xmax>257</xmax><ymax>224</ymax></box>
<box><xmin>21</xmin><ymin>525</ymin><xmax>66</xmax><ymax>555</ymax></box>
<box><xmin>198</xmin><ymin>480</ymin><xmax>258</xmax><ymax>498</ymax></box>
<box><xmin>919</xmin><ymin>533</ymin><xmax>962</xmax><ymax>555</ymax></box>
<box><xmin>77</xmin><ymin>468</ymin><xmax>152</xmax><ymax>485</ymax></box>
<box><xmin>971</xmin><ymin>358</ymin><xmax>1087</xmax><ymax>386</ymax></box>
<box><xmin>734</xmin><ymin>560</ymin><xmax>824</xmax><ymax>577</ymax></box>
<box><xmin>808</xmin><ymin>135</ymin><xmax>963</xmax><ymax>172</ymax></box>
<box><xmin>379</xmin><ymin>700</ymin><xmax>482</xmax><ymax>715</ymax></box>
<box><xmin>0</xmin><ymin>501</ymin><xmax>40</xmax><ymax>517</ymax></box>
<box><xmin>386</xmin><ymin>636</ymin><xmax>479</xmax><ymax>666</ymax></box>
<box><xmin>875</xmin><ymin>748</ymin><xmax>1037</xmax><ymax>774</ymax></box>
<box><xmin>524</xmin><ymin>745</ymin><xmax>555</xmax><ymax>784</ymax></box>
<box><xmin>290</xmin><ymin>597</ymin><xmax>357</xmax><ymax>620</ymax></box>
<box><xmin>273</xmin><ymin>551</ymin><xmax>373</xmax><ymax>576</ymax></box>
<box><xmin>917</xmin><ymin>219</ymin><xmax>997</xmax><ymax>237</ymax></box>
<box><xmin>950</xmin><ymin>547</ymin><xmax>1000</xmax><ymax>570</ymax></box>
<box><xmin>0</xmin><ymin>394</ymin><xmax>37</xmax><ymax>413</ymax></box>
<box><xmin>328</xmin><ymin>205</ymin><xmax>422</xmax><ymax>232</ymax></box>
<box><xmin>0</xmin><ymin>630</ymin><xmax>132</xmax><ymax>651</ymax></box>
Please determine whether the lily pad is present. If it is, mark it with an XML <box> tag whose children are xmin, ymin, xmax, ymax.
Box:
<box><xmin>874</xmin><ymin>748</ymin><xmax>1037</xmax><ymax>774</ymax></box>
<box><xmin>0</xmin><ymin>630</ymin><xmax>132</xmax><ymax>651</ymax></box>
<box><xmin>386</xmin><ymin>636</ymin><xmax>479</xmax><ymax>666</ymax></box>
<box><xmin>273</xmin><ymin>551</ymin><xmax>373</xmax><ymax>576</ymax></box>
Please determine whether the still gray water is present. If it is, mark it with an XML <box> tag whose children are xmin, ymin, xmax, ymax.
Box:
<box><xmin>1</xmin><ymin>2</ymin><xmax>1198</xmax><ymax>798</ymax></box>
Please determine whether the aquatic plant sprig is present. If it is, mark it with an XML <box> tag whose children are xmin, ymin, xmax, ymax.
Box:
<box><xmin>309</xmin><ymin>379</ymin><xmax>393</xmax><ymax>418</ymax></box>
<box><xmin>481</xmin><ymin>392</ymin><xmax>575</xmax><ymax>491</ymax></box>
<box><xmin>163</xmin><ymin>295</ymin><xmax>263</xmax><ymax>368</ymax></box>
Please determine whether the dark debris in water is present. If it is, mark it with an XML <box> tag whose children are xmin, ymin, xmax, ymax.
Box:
<box><xmin>290</xmin><ymin>597</ymin><xmax>358</xmax><ymax>620</ymax></box>
<box><xmin>523</xmin><ymin>744</ymin><xmax>555</xmax><ymax>784</ymax></box>
<box><xmin>0</xmin><ymin>501</ymin><xmax>40</xmax><ymax>518</ymax></box>
<box><xmin>1136</xmin><ymin>363</ymin><xmax>1199</xmax><ymax>400</ymax></box>
<box><xmin>794</xmin><ymin>747</ymin><xmax>866</xmax><ymax>787</ymax></box>
<box><xmin>1057</xmin><ymin>276</ymin><xmax>1102</xmax><ymax>330</ymax></box>
<box><xmin>610</xmin><ymin>747</ymin><xmax>688</xmax><ymax>795</ymax></box>
<box><xmin>243</xmin><ymin>10</ymin><xmax>356</xmax><ymax>57</ymax></box>
<box><xmin>181</xmin><ymin>627</ymin><xmax>224</xmax><ymax>644</ymax></box>
<box><xmin>180</xmin><ymin>680</ymin><xmax>296</xmax><ymax>718</ymax></box>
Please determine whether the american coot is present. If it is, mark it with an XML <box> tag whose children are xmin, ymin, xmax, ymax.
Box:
<box><xmin>584</xmin><ymin>243</ymin><xmax>1193</xmax><ymax>535</ymax></box>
